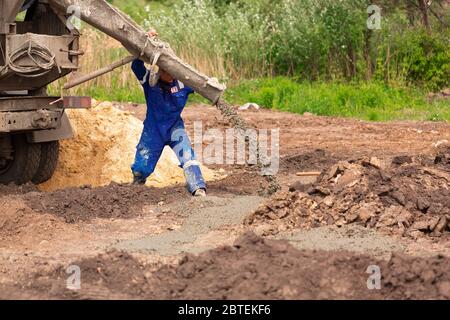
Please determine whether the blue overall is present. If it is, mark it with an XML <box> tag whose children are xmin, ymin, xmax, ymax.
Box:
<box><xmin>131</xmin><ymin>59</ymin><xmax>206</xmax><ymax>194</ymax></box>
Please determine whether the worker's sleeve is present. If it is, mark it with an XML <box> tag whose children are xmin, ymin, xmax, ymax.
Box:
<box><xmin>184</xmin><ymin>86</ymin><xmax>195</xmax><ymax>95</ymax></box>
<box><xmin>177</xmin><ymin>81</ymin><xmax>194</xmax><ymax>95</ymax></box>
<box><xmin>183</xmin><ymin>86</ymin><xmax>195</xmax><ymax>95</ymax></box>
<box><xmin>131</xmin><ymin>59</ymin><xmax>150</xmax><ymax>85</ymax></box>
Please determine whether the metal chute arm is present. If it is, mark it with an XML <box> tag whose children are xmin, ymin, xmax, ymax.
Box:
<box><xmin>48</xmin><ymin>0</ymin><xmax>226</xmax><ymax>104</ymax></box>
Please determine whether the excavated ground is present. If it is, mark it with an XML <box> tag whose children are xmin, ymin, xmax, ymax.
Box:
<box><xmin>1</xmin><ymin>103</ymin><xmax>449</xmax><ymax>300</ymax></box>
<box><xmin>247</xmin><ymin>146</ymin><xmax>450</xmax><ymax>239</ymax></box>
<box><xmin>3</xmin><ymin>233</ymin><xmax>450</xmax><ymax>300</ymax></box>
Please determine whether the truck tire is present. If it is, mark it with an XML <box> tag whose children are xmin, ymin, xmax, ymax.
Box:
<box><xmin>32</xmin><ymin>141</ymin><xmax>60</xmax><ymax>184</ymax></box>
<box><xmin>0</xmin><ymin>134</ymin><xmax>41</xmax><ymax>185</ymax></box>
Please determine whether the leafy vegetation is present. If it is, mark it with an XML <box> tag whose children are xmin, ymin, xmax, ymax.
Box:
<box><xmin>50</xmin><ymin>0</ymin><xmax>449</xmax><ymax>121</ymax></box>
<box><xmin>145</xmin><ymin>0</ymin><xmax>449</xmax><ymax>89</ymax></box>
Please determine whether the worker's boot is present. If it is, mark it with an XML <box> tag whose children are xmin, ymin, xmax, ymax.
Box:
<box><xmin>132</xmin><ymin>173</ymin><xmax>147</xmax><ymax>186</ymax></box>
<box><xmin>193</xmin><ymin>188</ymin><xmax>206</xmax><ymax>197</ymax></box>
<box><xmin>183</xmin><ymin>163</ymin><xmax>206</xmax><ymax>196</ymax></box>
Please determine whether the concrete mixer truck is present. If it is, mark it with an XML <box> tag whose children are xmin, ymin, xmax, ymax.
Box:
<box><xmin>0</xmin><ymin>0</ymin><xmax>226</xmax><ymax>185</ymax></box>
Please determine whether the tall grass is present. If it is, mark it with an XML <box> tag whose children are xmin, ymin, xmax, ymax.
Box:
<box><xmin>225</xmin><ymin>78</ymin><xmax>450</xmax><ymax>121</ymax></box>
<box><xmin>144</xmin><ymin>0</ymin><xmax>269</xmax><ymax>81</ymax></box>
<box><xmin>144</xmin><ymin>0</ymin><xmax>449</xmax><ymax>88</ymax></box>
<box><xmin>48</xmin><ymin>0</ymin><xmax>449</xmax><ymax>122</ymax></box>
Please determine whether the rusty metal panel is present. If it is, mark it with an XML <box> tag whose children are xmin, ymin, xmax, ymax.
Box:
<box><xmin>0</xmin><ymin>96</ymin><xmax>64</xmax><ymax>112</ymax></box>
<box><xmin>0</xmin><ymin>109</ymin><xmax>62</xmax><ymax>132</ymax></box>
<box><xmin>63</xmin><ymin>96</ymin><xmax>92</xmax><ymax>109</ymax></box>
<box><xmin>0</xmin><ymin>96</ymin><xmax>91</xmax><ymax>112</ymax></box>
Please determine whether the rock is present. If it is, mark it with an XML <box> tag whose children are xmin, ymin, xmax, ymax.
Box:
<box><xmin>396</xmin><ymin>208</ymin><xmax>413</xmax><ymax>226</ymax></box>
<box><xmin>411</xmin><ymin>220</ymin><xmax>430</xmax><ymax>231</ymax></box>
<box><xmin>253</xmin><ymin>224</ymin><xmax>276</xmax><ymax>236</ymax></box>
<box><xmin>378</xmin><ymin>206</ymin><xmax>410</xmax><ymax>228</ymax></box>
<box><xmin>428</xmin><ymin>216</ymin><xmax>441</xmax><ymax>231</ymax></box>
<box><xmin>277</xmin><ymin>208</ymin><xmax>290</xmax><ymax>219</ymax></box>
<box><xmin>333</xmin><ymin>168</ymin><xmax>361</xmax><ymax>192</ymax></box>
<box><xmin>239</xmin><ymin>103</ymin><xmax>260</xmax><ymax>111</ymax></box>
<box><xmin>346</xmin><ymin>213</ymin><xmax>358</xmax><ymax>223</ymax></box>
<box><xmin>428</xmin><ymin>203</ymin><xmax>444</xmax><ymax>215</ymax></box>
<box><xmin>421</xmin><ymin>270</ymin><xmax>435</xmax><ymax>282</ymax></box>
<box><xmin>391</xmin><ymin>191</ymin><xmax>406</xmax><ymax>206</ymax></box>
<box><xmin>369</xmin><ymin>157</ymin><xmax>384</xmax><ymax>169</ymax></box>
<box><xmin>267</xmin><ymin>212</ymin><xmax>278</xmax><ymax>220</ymax></box>
<box><xmin>357</xmin><ymin>205</ymin><xmax>373</xmax><ymax>223</ymax></box>
<box><xmin>416</xmin><ymin>198</ymin><xmax>430</xmax><ymax>212</ymax></box>
<box><xmin>310</xmin><ymin>186</ymin><xmax>331</xmax><ymax>196</ymax></box>
<box><xmin>407</xmin><ymin>230</ymin><xmax>424</xmax><ymax>239</ymax></box>
<box><xmin>377</xmin><ymin>212</ymin><xmax>396</xmax><ymax>227</ymax></box>
<box><xmin>433</xmin><ymin>140</ymin><xmax>449</xmax><ymax>148</ymax></box>
<box><xmin>335</xmin><ymin>218</ymin><xmax>346</xmax><ymax>227</ymax></box>
<box><xmin>433</xmin><ymin>216</ymin><xmax>448</xmax><ymax>233</ymax></box>
<box><xmin>322</xmin><ymin>196</ymin><xmax>334</xmax><ymax>207</ymax></box>
<box><xmin>392</xmin><ymin>155</ymin><xmax>413</xmax><ymax>166</ymax></box>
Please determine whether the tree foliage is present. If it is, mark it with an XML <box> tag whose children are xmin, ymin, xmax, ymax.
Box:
<box><xmin>144</xmin><ymin>0</ymin><xmax>449</xmax><ymax>89</ymax></box>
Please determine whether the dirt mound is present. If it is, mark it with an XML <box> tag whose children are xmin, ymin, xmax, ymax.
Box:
<box><xmin>11</xmin><ymin>251</ymin><xmax>148</xmax><ymax>300</ymax></box>
<box><xmin>0</xmin><ymin>183</ymin><xmax>38</xmax><ymax>196</ymax></box>
<box><xmin>0</xmin><ymin>196</ymin><xmax>72</xmax><ymax>246</ymax></box>
<box><xmin>39</xmin><ymin>101</ymin><xmax>221</xmax><ymax>191</ymax></box>
<box><xmin>281</xmin><ymin>149</ymin><xmax>344</xmax><ymax>173</ymax></box>
<box><xmin>16</xmin><ymin>233</ymin><xmax>450</xmax><ymax>300</ymax></box>
<box><xmin>246</xmin><ymin>154</ymin><xmax>450</xmax><ymax>238</ymax></box>
<box><xmin>24</xmin><ymin>183</ymin><xmax>187</xmax><ymax>223</ymax></box>
<box><xmin>434</xmin><ymin>143</ymin><xmax>450</xmax><ymax>165</ymax></box>
<box><xmin>383</xmin><ymin>253</ymin><xmax>450</xmax><ymax>299</ymax></box>
<box><xmin>207</xmin><ymin>170</ymin><xmax>269</xmax><ymax>195</ymax></box>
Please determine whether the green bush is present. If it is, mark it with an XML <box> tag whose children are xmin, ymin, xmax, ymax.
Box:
<box><xmin>397</xmin><ymin>30</ymin><xmax>450</xmax><ymax>91</ymax></box>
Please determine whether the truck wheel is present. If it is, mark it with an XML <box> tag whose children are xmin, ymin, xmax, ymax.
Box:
<box><xmin>32</xmin><ymin>141</ymin><xmax>60</xmax><ymax>184</ymax></box>
<box><xmin>0</xmin><ymin>134</ymin><xmax>41</xmax><ymax>185</ymax></box>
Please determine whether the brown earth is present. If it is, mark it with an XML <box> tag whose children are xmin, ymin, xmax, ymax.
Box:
<box><xmin>3</xmin><ymin>233</ymin><xmax>450</xmax><ymax>300</ymax></box>
<box><xmin>23</xmin><ymin>183</ymin><xmax>189</xmax><ymax>223</ymax></box>
<box><xmin>246</xmin><ymin>146</ymin><xmax>450</xmax><ymax>239</ymax></box>
<box><xmin>1</xmin><ymin>103</ymin><xmax>450</xmax><ymax>300</ymax></box>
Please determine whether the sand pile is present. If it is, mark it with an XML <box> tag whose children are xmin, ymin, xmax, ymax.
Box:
<box><xmin>40</xmin><ymin>102</ymin><xmax>221</xmax><ymax>191</ymax></box>
<box><xmin>246</xmin><ymin>152</ymin><xmax>450</xmax><ymax>239</ymax></box>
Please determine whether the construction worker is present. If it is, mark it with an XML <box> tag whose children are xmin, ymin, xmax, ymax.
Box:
<box><xmin>130</xmin><ymin>29</ymin><xmax>206</xmax><ymax>197</ymax></box>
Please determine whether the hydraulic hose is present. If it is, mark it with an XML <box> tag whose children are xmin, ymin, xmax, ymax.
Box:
<box><xmin>0</xmin><ymin>40</ymin><xmax>57</xmax><ymax>78</ymax></box>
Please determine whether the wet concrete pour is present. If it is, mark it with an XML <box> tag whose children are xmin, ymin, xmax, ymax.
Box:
<box><xmin>115</xmin><ymin>195</ymin><xmax>264</xmax><ymax>255</ymax></box>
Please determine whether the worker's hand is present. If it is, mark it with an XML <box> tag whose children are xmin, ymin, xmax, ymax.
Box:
<box><xmin>147</xmin><ymin>29</ymin><xmax>158</xmax><ymax>38</ymax></box>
